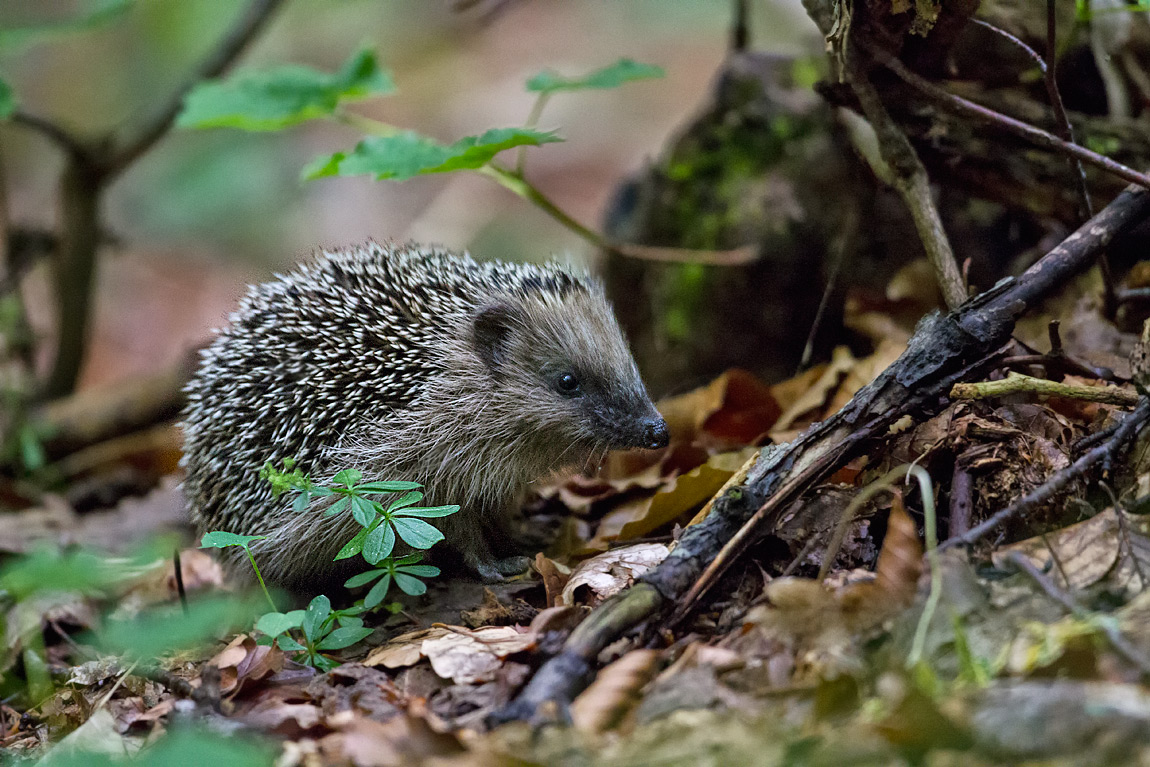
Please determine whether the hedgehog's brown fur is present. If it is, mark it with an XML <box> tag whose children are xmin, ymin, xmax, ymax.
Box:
<box><xmin>181</xmin><ymin>241</ymin><xmax>667</xmax><ymax>589</ymax></box>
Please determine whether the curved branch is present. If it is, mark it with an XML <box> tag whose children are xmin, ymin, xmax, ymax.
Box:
<box><xmin>9</xmin><ymin>111</ymin><xmax>90</xmax><ymax>159</ymax></box>
<box><xmin>101</xmin><ymin>0</ymin><xmax>287</xmax><ymax>178</ymax></box>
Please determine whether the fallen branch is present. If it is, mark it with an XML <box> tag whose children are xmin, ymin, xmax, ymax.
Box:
<box><xmin>497</xmin><ymin>183</ymin><xmax>1150</xmax><ymax>724</ymax></box>
<box><xmin>950</xmin><ymin>371</ymin><xmax>1140</xmax><ymax>407</ymax></box>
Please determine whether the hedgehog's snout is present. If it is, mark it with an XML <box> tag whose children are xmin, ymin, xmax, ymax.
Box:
<box><xmin>640</xmin><ymin>417</ymin><xmax>670</xmax><ymax>450</ymax></box>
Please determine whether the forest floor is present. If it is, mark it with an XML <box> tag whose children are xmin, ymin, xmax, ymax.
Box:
<box><xmin>6</xmin><ymin>256</ymin><xmax>1150</xmax><ymax>767</ymax></box>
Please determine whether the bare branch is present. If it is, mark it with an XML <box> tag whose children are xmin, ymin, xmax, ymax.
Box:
<box><xmin>864</xmin><ymin>41</ymin><xmax>1150</xmax><ymax>191</ymax></box>
<box><xmin>9</xmin><ymin>111</ymin><xmax>90</xmax><ymax>159</ymax></box>
<box><xmin>845</xmin><ymin>50</ymin><xmax>967</xmax><ymax>309</ymax></box>
<box><xmin>101</xmin><ymin>0</ymin><xmax>286</xmax><ymax>178</ymax></box>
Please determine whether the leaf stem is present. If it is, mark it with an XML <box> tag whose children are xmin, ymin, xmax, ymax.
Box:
<box><xmin>334</xmin><ymin>109</ymin><xmax>402</xmax><ymax>137</ymax></box>
<box><xmin>245</xmin><ymin>547</ymin><xmax>278</xmax><ymax>613</ymax></box>
<box><xmin>478</xmin><ymin>164</ymin><xmax>608</xmax><ymax>250</ymax></box>
<box><xmin>517</xmin><ymin>93</ymin><xmax>551</xmax><ymax>174</ymax></box>
<box><xmin>907</xmin><ymin>464</ymin><xmax>941</xmax><ymax>669</ymax></box>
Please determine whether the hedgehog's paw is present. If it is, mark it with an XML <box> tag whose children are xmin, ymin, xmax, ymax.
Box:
<box><xmin>475</xmin><ymin>555</ymin><xmax>532</xmax><ymax>582</ymax></box>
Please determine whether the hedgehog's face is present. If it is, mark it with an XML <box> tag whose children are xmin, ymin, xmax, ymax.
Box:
<box><xmin>472</xmin><ymin>287</ymin><xmax>668</xmax><ymax>468</ymax></box>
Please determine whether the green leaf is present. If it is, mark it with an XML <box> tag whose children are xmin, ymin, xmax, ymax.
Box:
<box><xmin>386</xmin><ymin>490</ymin><xmax>423</xmax><ymax>512</ymax></box>
<box><xmin>362</xmin><ymin>523</ymin><xmax>396</xmax><ymax>564</ymax></box>
<box><xmin>393</xmin><ymin>572</ymin><xmax>427</xmax><ymax>596</ymax></box>
<box><xmin>305</xmin><ymin>128</ymin><xmax>562</xmax><ymax>181</ymax></box>
<box><xmin>0</xmin><ymin>79</ymin><xmax>15</xmax><ymax>120</ymax></box>
<box><xmin>355</xmin><ymin>480</ymin><xmax>423</xmax><ymax>493</ymax></box>
<box><xmin>310</xmin><ymin>652</ymin><xmax>340</xmax><ymax>672</ymax></box>
<box><xmin>292</xmin><ymin>492</ymin><xmax>312</xmax><ymax>513</ymax></box>
<box><xmin>0</xmin><ymin>0</ymin><xmax>132</xmax><ymax>50</ymax></box>
<box><xmin>394</xmin><ymin>504</ymin><xmax>460</xmax><ymax>518</ymax></box>
<box><xmin>97</xmin><ymin>596</ymin><xmax>260</xmax><ymax>659</ymax></box>
<box><xmin>350</xmin><ymin>495</ymin><xmax>378</xmax><ymax>527</ymax></box>
<box><xmin>302</xmin><ymin>595</ymin><xmax>331</xmax><ymax>642</ymax></box>
<box><xmin>392</xmin><ymin>517</ymin><xmax>444</xmax><ymax>550</ymax></box>
<box><xmin>177</xmin><ymin>49</ymin><xmax>394</xmax><ymax>132</ymax></box>
<box><xmin>200</xmin><ymin>531</ymin><xmax>266</xmax><ymax>550</ymax></box>
<box><xmin>332</xmin><ymin>468</ymin><xmax>363</xmax><ymax>486</ymax></box>
<box><xmin>17</xmin><ymin>423</ymin><xmax>45</xmax><ymax>470</ymax></box>
<box><xmin>344</xmin><ymin>569</ymin><xmax>385</xmax><ymax>589</ymax></box>
<box><xmin>316</xmin><ymin>625</ymin><xmax>373</xmax><ymax>650</ymax></box>
<box><xmin>526</xmin><ymin>58</ymin><xmax>664</xmax><ymax>95</ymax></box>
<box><xmin>324</xmin><ymin>495</ymin><xmax>352</xmax><ymax>517</ymax></box>
<box><xmin>255</xmin><ymin>610</ymin><xmax>304</xmax><ymax>638</ymax></box>
<box><xmin>364</xmin><ymin>573</ymin><xmax>393</xmax><ymax>608</ymax></box>
<box><xmin>0</xmin><ymin>547</ymin><xmax>121</xmax><ymax>600</ymax></box>
<box><xmin>393</xmin><ymin>553</ymin><xmax>426</xmax><ymax>566</ymax></box>
<box><xmin>277</xmin><ymin>635</ymin><xmax>306</xmax><ymax>652</ymax></box>
<box><xmin>397</xmin><ymin>565</ymin><xmax>440</xmax><ymax>578</ymax></box>
<box><xmin>335</xmin><ymin>526</ymin><xmax>370</xmax><ymax>560</ymax></box>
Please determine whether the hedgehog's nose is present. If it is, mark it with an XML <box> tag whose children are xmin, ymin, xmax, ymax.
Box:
<box><xmin>641</xmin><ymin>417</ymin><xmax>670</xmax><ymax>449</ymax></box>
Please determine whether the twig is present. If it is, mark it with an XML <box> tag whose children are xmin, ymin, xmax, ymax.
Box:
<box><xmin>863</xmin><ymin>41</ymin><xmax>1150</xmax><ymax>192</ymax></box>
<box><xmin>950</xmin><ymin>371</ymin><xmax>1139</xmax><ymax>407</ymax></box>
<box><xmin>1005</xmin><ymin>550</ymin><xmax>1150</xmax><ymax>676</ymax></box>
<box><xmin>799</xmin><ymin>200</ymin><xmax>856</xmax><ymax>372</ymax></box>
<box><xmin>101</xmin><ymin>0</ymin><xmax>287</xmax><ymax>178</ymax></box>
<box><xmin>844</xmin><ymin>49</ymin><xmax>966</xmax><ymax>309</ymax></box>
<box><xmin>9</xmin><ymin>111</ymin><xmax>90</xmax><ymax>159</ymax></box>
<box><xmin>941</xmin><ymin>399</ymin><xmax>1150</xmax><ymax>551</ymax></box>
<box><xmin>38</xmin><ymin>0</ymin><xmax>284</xmax><ymax>398</ymax></box>
<box><xmin>480</xmin><ymin>165</ymin><xmax>759</xmax><ymax>265</ymax></box>
<box><xmin>949</xmin><ymin>457</ymin><xmax>974</xmax><ymax>538</ymax></box>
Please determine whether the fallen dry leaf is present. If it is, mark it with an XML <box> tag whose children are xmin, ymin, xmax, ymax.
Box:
<box><xmin>587</xmin><ymin>449</ymin><xmax>755</xmax><ymax>551</ymax></box>
<box><xmin>210</xmin><ymin>633</ymin><xmax>283</xmax><ymax>694</ymax></box>
<box><xmin>319</xmin><ymin>712</ymin><xmax>466</xmax><ymax>767</ymax></box>
<box><xmin>656</xmin><ymin>368</ymin><xmax>781</xmax><ymax>448</ymax></box>
<box><xmin>570</xmin><ymin>649</ymin><xmax>662</xmax><ymax>735</ymax></box>
<box><xmin>365</xmin><ymin>626</ymin><xmax>534</xmax><ymax>685</ymax></box>
<box><xmin>365</xmin><ymin>628</ymin><xmax>443</xmax><ymax>670</ymax></box>
<box><xmin>993</xmin><ymin>507</ymin><xmax>1150</xmax><ymax>591</ymax></box>
<box><xmin>421</xmin><ymin>626</ymin><xmax>535</xmax><ymax>685</ymax></box>
<box><xmin>562</xmin><ymin>543</ymin><xmax>669</xmax><ymax>606</ymax></box>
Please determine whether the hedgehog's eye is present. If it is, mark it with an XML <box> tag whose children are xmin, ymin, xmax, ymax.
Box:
<box><xmin>555</xmin><ymin>372</ymin><xmax>582</xmax><ymax>397</ymax></box>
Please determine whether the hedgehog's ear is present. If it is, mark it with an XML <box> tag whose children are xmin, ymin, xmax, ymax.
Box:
<box><xmin>473</xmin><ymin>303</ymin><xmax>521</xmax><ymax>376</ymax></box>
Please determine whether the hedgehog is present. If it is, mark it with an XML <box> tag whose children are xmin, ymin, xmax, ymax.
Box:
<box><xmin>181</xmin><ymin>241</ymin><xmax>668</xmax><ymax>590</ymax></box>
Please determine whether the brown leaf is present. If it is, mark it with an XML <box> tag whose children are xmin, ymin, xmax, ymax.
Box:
<box><xmin>561</xmin><ymin>544</ymin><xmax>669</xmax><ymax>606</ymax></box>
<box><xmin>533</xmin><ymin>554</ymin><xmax>569</xmax><ymax>609</ymax></box>
<box><xmin>210</xmin><ymin>634</ymin><xmax>283</xmax><ymax>695</ymax></box>
<box><xmin>657</xmin><ymin>368</ymin><xmax>780</xmax><ymax>448</ymax></box>
<box><xmin>588</xmin><ymin>449</ymin><xmax>755</xmax><ymax>551</ymax></box>
<box><xmin>319</xmin><ymin>712</ymin><xmax>466</xmax><ymax>767</ymax></box>
<box><xmin>420</xmin><ymin>626</ymin><xmax>535</xmax><ymax>684</ymax></box>
<box><xmin>570</xmin><ymin>649</ymin><xmax>662</xmax><ymax>735</ymax></box>
<box><xmin>870</xmin><ymin>494</ymin><xmax>923</xmax><ymax>609</ymax></box>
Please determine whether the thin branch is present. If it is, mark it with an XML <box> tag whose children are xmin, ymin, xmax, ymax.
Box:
<box><xmin>863</xmin><ymin>41</ymin><xmax>1150</xmax><ymax>192</ymax></box>
<box><xmin>950</xmin><ymin>371</ymin><xmax>1139</xmax><ymax>407</ymax></box>
<box><xmin>941</xmin><ymin>399</ymin><xmax>1150</xmax><ymax>551</ymax></box>
<box><xmin>9</xmin><ymin>111</ymin><xmax>90</xmax><ymax>159</ymax></box>
<box><xmin>101</xmin><ymin>0</ymin><xmax>286</xmax><ymax>178</ymax></box>
<box><xmin>1005</xmin><ymin>550</ymin><xmax>1150</xmax><ymax>676</ymax></box>
<box><xmin>845</xmin><ymin>49</ymin><xmax>967</xmax><ymax>309</ymax></box>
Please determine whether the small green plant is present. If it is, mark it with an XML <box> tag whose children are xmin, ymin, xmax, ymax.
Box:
<box><xmin>199</xmin><ymin>531</ymin><xmax>276</xmax><ymax>611</ymax></box>
<box><xmin>177</xmin><ymin>50</ymin><xmax>664</xmax><ymax>253</ymax></box>
<box><xmin>203</xmin><ymin>460</ymin><xmax>459</xmax><ymax>669</ymax></box>
<box><xmin>259</xmin><ymin>595</ymin><xmax>372</xmax><ymax>671</ymax></box>
<box><xmin>344</xmin><ymin>552</ymin><xmax>440</xmax><ymax>609</ymax></box>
